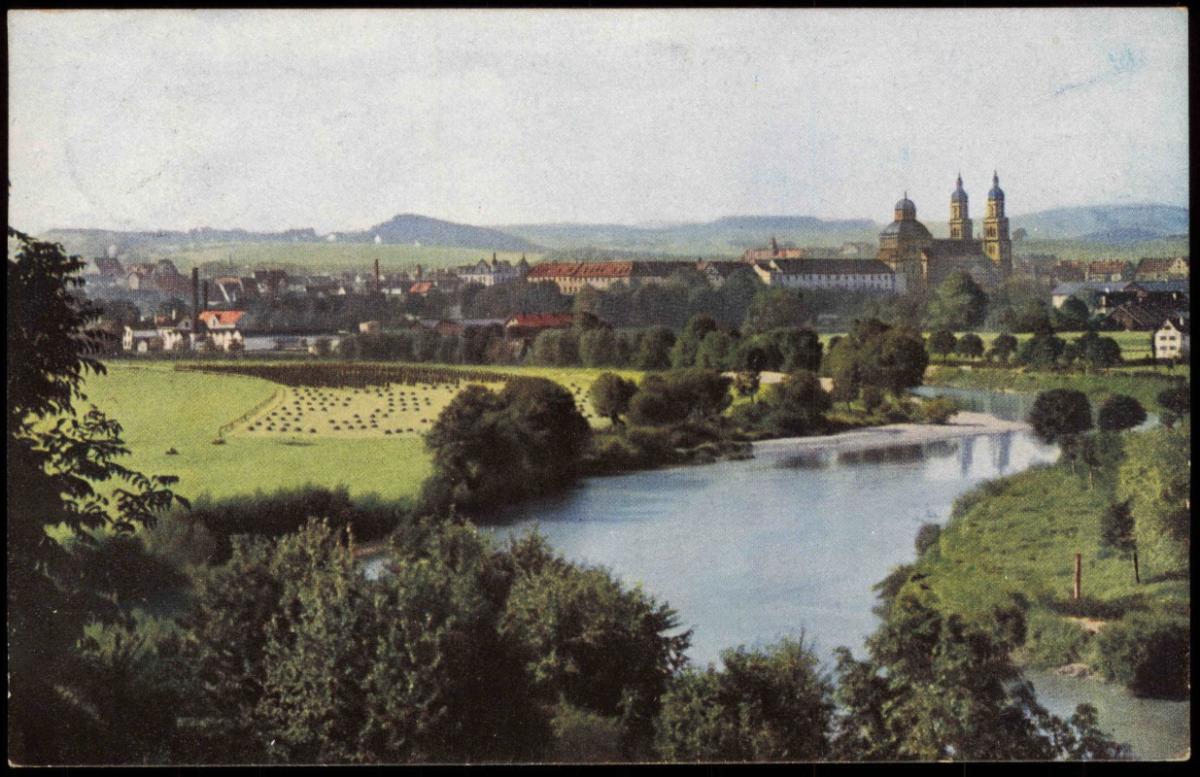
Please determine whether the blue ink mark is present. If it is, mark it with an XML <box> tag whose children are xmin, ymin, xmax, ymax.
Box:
<box><xmin>1053</xmin><ymin>46</ymin><xmax>1144</xmax><ymax>97</ymax></box>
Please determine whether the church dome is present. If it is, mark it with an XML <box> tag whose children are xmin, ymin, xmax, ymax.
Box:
<box><xmin>988</xmin><ymin>171</ymin><xmax>1004</xmax><ymax>200</ymax></box>
<box><xmin>880</xmin><ymin>219</ymin><xmax>933</xmax><ymax>240</ymax></box>
<box><xmin>894</xmin><ymin>195</ymin><xmax>917</xmax><ymax>220</ymax></box>
<box><xmin>951</xmin><ymin>174</ymin><xmax>968</xmax><ymax>203</ymax></box>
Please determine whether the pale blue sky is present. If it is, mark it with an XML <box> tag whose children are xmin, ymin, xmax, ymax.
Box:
<box><xmin>7</xmin><ymin>8</ymin><xmax>1189</xmax><ymax>234</ymax></box>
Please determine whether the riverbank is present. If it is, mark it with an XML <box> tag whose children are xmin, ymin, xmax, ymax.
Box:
<box><xmin>753</xmin><ymin>411</ymin><xmax>1028</xmax><ymax>456</ymax></box>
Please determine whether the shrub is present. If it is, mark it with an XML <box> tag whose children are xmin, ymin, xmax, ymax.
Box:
<box><xmin>1093</xmin><ymin>613</ymin><xmax>1189</xmax><ymax>699</ymax></box>
<box><xmin>913</xmin><ymin>522</ymin><xmax>941</xmax><ymax>556</ymax></box>
<box><xmin>920</xmin><ymin>396</ymin><xmax>959</xmax><ymax>425</ymax></box>
<box><xmin>1022</xmin><ymin>611</ymin><xmax>1090</xmax><ymax>669</ymax></box>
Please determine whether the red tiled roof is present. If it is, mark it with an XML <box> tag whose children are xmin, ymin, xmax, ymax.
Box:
<box><xmin>505</xmin><ymin>313</ymin><xmax>574</xmax><ymax>329</ymax></box>
<box><xmin>526</xmin><ymin>261</ymin><xmax>583</xmax><ymax>279</ymax></box>
<box><xmin>1087</xmin><ymin>261</ymin><xmax>1129</xmax><ymax>273</ymax></box>
<box><xmin>409</xmin><ymin>282</ymin><xmax>434</xmax><ymax>294</ymax></box>
<box><xmin>198</xmin><ymin>310</ymin><xmax>246</xmax><ymax>328</ymax></box>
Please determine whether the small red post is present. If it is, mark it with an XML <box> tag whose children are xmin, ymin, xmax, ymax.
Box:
<box><xmin>1080</xmin><ymin>551</ymin><xmax>1089</xmax><ymax>601</ymax></box>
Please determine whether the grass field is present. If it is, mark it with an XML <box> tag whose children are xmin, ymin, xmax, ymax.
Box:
<box><xmin>80</xmin><ymin>361</ymin><xmax>645</xmax><ymax>504</ymax></box>
<box><xmin>159</xmin><ymin>243</ymin><xmax>542</xmax><ymax>274</ymax></box>
<box><xmin>819</xmin><ymin>331</ymin><xmax>1157</xmax><ymax>360</ymax></box>
<box><xmin>925</xmin><ymin>364</ymin><xmax>1188</xmax><ymax>412</ymax></box>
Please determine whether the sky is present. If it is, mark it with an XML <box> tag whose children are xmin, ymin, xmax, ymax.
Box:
<box><xmin>7</xmin><ymin>8</ymin><xmax>1190</xmax><ymax>234</ymax></box>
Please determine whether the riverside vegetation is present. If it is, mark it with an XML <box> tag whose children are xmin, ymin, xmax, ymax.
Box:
<box><xmin>9</xmin><ymin>230</ymin><xmax>1150</xmax><ymax>764</ymax></box>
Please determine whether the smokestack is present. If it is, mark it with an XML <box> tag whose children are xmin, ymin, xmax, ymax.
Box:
<box><xmin>191</xmin><ymin>268</ymin><xmax>200</xmax><ymax>334</ymax></box>
<box><xmin>202</xmin><ymin>281</ymin><xmax>209</xmax><ymax>312</ymax></box>
<box><xmin>374</xmin><ymin>258</ymin><xmax>381</xmax><ymax>292</ymax></box>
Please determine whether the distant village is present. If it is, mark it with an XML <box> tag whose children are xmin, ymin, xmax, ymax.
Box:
<box><xmin>79</xmin><ymin>177</ymin><xmax>1189</xmax><ymax>362</ymax></box>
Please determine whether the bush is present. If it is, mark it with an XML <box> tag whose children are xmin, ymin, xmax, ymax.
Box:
<box><xmin>549</xmin><ymin>705</ymin><xmax>625</xmax><ymax>763</ymax></box>
<box><xmin>914</xmin><ymin>522</ymin><xmax>941</xmax><ymax>556</ymax></box>
<box><xmin>920</xmin><ymin>396</ymin><xmax>959</xmax><ymax>425</ymax></box>
<box><xmin>1022</xmin><ymin>611</ymin><xmax>1091</xmax><ymax>669</ymax></box>
<box><xmin>1093</xmin><ymin>613</ymin><xmax>1189</xmax><ymax>699</ymax></box>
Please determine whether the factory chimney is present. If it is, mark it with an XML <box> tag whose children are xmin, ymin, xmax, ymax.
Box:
<box><xmin>191</xmin><ymin>268</ymin><xmax>200</xmax><ymax>333</ymax></box>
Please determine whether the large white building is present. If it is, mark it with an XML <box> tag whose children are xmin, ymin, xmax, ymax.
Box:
<box><xmin>1154</xmin><ymin>317</ymin><xmax>1190</xmax><ymax>361</ymax></box>
<box><xmin>751</xmin><ymin>258</ymin><xmax>900</xmax><ymax>293</ymax></box>
<box><xmin>457</xmin><ymin>255</ymin><xmax>529</xmax><ymax>287</ymax></box>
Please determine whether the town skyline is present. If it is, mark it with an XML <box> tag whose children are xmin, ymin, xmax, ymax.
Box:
<box><xmin>8</xmin><ymin>9</ymin><xmax>1189</xmax><ymax>236</ymax></box>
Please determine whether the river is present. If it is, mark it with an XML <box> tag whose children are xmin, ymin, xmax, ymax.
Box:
<box><xmin>475</xmin><ymin>386</ymin><xmax>1188</xmax><ymax>760</ymax></box>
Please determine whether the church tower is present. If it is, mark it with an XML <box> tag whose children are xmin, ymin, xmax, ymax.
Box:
<box><xmin>982</xmin><ymin>171</ymin><xmax>1012</xmax><ymax>275</ymax></box>
<box><xmin>949</xmin><ymin>173</ymin><xmax>972</xmax><ymax>240</ymax></box>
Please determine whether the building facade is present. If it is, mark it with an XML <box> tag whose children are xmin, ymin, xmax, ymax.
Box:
<box><xmin>751</xmin><ymin>258</ymin><xmax>897</xmax><ymax>293</ymax></box>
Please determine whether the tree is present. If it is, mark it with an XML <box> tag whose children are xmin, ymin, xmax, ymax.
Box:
<box><xmin>500</xmin><ymin>533</ymin><xmax>690</xmax><ymax>757</ymax></box>
<box><xmin>1097</xmin><ymin>394</ymin><xmax>1147</xmax><ymax>433</ymax></box>
<box><xmin>1116</xmin><ymin>423</ymin><xmax>1190</xmax><ymax>572</ymax></box>
<box><xmin>670</xmin><ymin>314</ymin><xmax>718</xmax><ymax>369</ymax></box>
<box><xmin>1100</xmin><ymin>500</ymin><xmax>1139</xmax><ymax>583</ymax></box>
<box><xmin>590</xmin><ymin>373</ymin><xmax>638</xmax><ymax>426</ymax></box>
<box><xmin>1052</xmin><ymin>297</ymin><xmax>1091</xmax><ymax>332</ymax></box>
<box><xmin>694</xmin><ymin>330</ymin><xmax>738</xmax><ymax>370</ymax></box>
<box><xmin>1073</xmin><ymin>331</ymin><xmax>1122</xmax><ymax>371</ymax></box>
<box><xmin>1016</xmin><ymin>332</ymin><xmax>1066</xmax><ymax>369</ymax></box>
<box><xmin>926</xmin><ymin>270</ymin><xmax>988</xmax><ymax>331</ymax></box>
<box><xmin>579</xmin><ymin>327</ymin><xmax>621</xmax><ymax>367</ymax></box>
<box><xmin>632</xmin><ymin>326</ymin><xmax>675</xmax><ymax>370</ymax></box>
<box><xmin>1027</xmin><ymin>389</ymin><xmax>1093</xmax><ymax>445</ymax></box>
<box><xmin>928</xmin><ymin>329</ymin><xmax>957</xmax><ymax>361</ymax></box>
<box><xmin>954</xmin><ymin>332</ymin><xmax>985</xmax><ymax>360</ymax></box>
<box><xmin>627</xmin><ymin>370</ymin><xmax>732</xmax><ymax>427</ymax></box>
<box><xmin>742</xmin><ymin>288</ymin><xmax>809</xmax><ymax>334</ymax></box>
<box><xmin>986</xmin><ymin>332</ymin><xmax>1019</xmax><ymax>363</ymax></box>
<box><xmin>759</xmin><ymin>370</ymin><xmax>832</xmax><ymax>436</ymax></box>
<box><xmin>8</xmin><ymin>229</ymin><xmax>186</xmax><ymax>764</ymax></box>
<box><xmin>654</xmin><ymin>638</ymin><xmax>834</xmax><ymax>761</ymax></box>
<box><xmin>1156</xmin><ymin>383</ymin><xmax>1190</xmax><ymax>417</ymax></box>
<box><xmin>832</xmin><ymin>590</ymin><xmax>1128</xmax><ymax>760</ymax></box>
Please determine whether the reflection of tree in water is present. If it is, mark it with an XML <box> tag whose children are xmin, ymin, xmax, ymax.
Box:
<box><xmin>776</xmin><ymin>451</ymin><xmax>832</xmax><ymax>470</ymax></box>
<box><xmin>960</xmin><ymin>435</ymin><xmax>975</xmax><ymax>476</ymax></box>
<box><xmin>992</xmin><ymin>431</ymin><xmax>1012</xmax><ymax>473</ymax></box>
<box><xmin>835</xmin><ymin>440</ymin><xmax>958</xmax><ymax>466</ymax></box>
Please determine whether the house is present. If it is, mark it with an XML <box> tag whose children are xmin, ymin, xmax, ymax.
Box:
<box><xmin>742</xmin><ymin>237</ymin><xmax>805</xmax><ymax>263</ymax></box>
<box><xmin>1134</xmin><ymin>256</ymin><xmax>1189</xmax><ymax>282</ymax></box>
<box><xmin>253</xmin><ymin>269</ymin><xmax>289</xmax><ymax>297</ymax></box>
<box><xmin>457</xmin><ymin>254</ymin><xmax>529</xmax><ymax>287</ymax></box>
<box><xmin>93</xmin><ymin>256</ymin><xmax>124</xmax><ymax>277</ymax></box>
<box><xmin>122</xmin><ymin>326</ymin><xmax>162</xmax><ymax>352</ymax></box>
<box><xmin>1133</xmin><ymin>280</ymin><xmax>1189</xmax><ymax>309</ymax></box>
<box><xmin>751</xmin><ymin>258</ymin><xmax>897</xmax><ymax>293</ymax></box>
<box><xmin>839</xmin><ymin>241</ymin><xmax>877</xmax><ymax>258</ymax></box>
<box><xmin>1051</xmin><ymin>280</ymin><xmax>1139</xmax><ymax>311</ymax></box>
<box><xmin>696</xmin><ymin>260</ymin><xmax>749</xmax><ymax>287</ymax></box>
<box><xmin>1153</xmin><ymin>316</ymin><xmax>1190</xmax><ymax>361</ymax></box>
<box><xmin>198</xmin><ymin>309</ymin><xmax>246</xmax><ymax>331</ymax></box>
<box><xmin>1084</xmin><ymin>260</ymin><xmax>1132</xmax><ymax>282</ymax></box>
<box><xmin>1105</xmin><ymin>301</ymin><xmax>1173</xmax><ymax>331</ymax></box>
<box><xmin>408</xmin><ymin>281</ymin><xmax>435</xmax><ymax>296</ymax></box>
<box><xmin>504</xmin><ymin>312</ymin><xmax>575</xmax><ymax>339</ymax></box>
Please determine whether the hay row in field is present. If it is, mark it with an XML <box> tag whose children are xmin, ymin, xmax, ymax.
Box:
<box><xmin>176</xmin><ymin>362</ymin><xmax>514</xmax><ymax>388</ymax></box>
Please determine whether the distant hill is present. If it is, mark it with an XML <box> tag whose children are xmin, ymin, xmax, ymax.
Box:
<box><xmin>338</xmin><ymin>213</ymin><xmax>541</xmax><ymax>252</ymax></box>
<box><xmin>1012</xmin><ymin>204</ymin><xmax>1189</xmax><ymax>243</ymax></box>
<box><xmin>502</xmin><ymin>216</ymin><xmax>880</xmax><ymax>256</ymax></box>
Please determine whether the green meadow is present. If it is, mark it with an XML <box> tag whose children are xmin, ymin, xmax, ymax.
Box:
<box><xmin>158</xmin><ymin>242</ymin><xmax>542</xmax><ymax>273</ymax></box>
<box><xmin>925</xmin><ymin>364</ymin><xmax>1188</xmax><ymax>411</ymax></box>
<box><xmin>81</xmin><ymin>361</ymin><xmax>644</xmax><ymax>504</ymax></box>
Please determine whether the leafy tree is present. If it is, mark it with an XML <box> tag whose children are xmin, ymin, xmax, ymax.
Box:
<box><xmin>632</xmin><ymin>326</ymin><xmax>675</xmax><ymax>370</ymax></box>
<box><xmin>579</xmin><ymin>327</ymin><xmax>622</xmax><ymax>367</ymax></box>
<box><xmin>986</xmin><ymin>332</ymin><xmax>1019</xmax><ymax>363</ymax></box>
<box><xmin>759</xmin><ymin>370</ymin><xmax>832</xmax><ymax>436</ymax></box>
<box><xmin>1027</xmin><ymin>389</ymin><xmax>1093</xmax><ymax>445</ymax></box>
<box><xmin>654</xmin><ymin>638</ymin><xmax>834</xmax><ymax>761</ymax></box>
<box><xmin>1016</xmin><ymin>332</ymin><xmax>1066</xmax><ymax>369</ymax></box>
<box><xmin>772</xmin><ymin>327</ymin><xmax>823</xmax><ymax>373</ymax></box>
<box><xmin>500</xmin><ymin>533</ymin><xmax>690</xmax><ymax>757</ymax></box>
<box><xmin>1097</xmin><ymin>394</ymin><xmax>1146</xmax><ymax>432</ymax></box>
<box><xmin>742</xmin><ymin>287</ymin><xmax>809</xmax><ymax>335</ymax></box>
<box><xmin>627</xmin><ymin>370</ymin><xmax>732</xmax><ymax>427</ymax></box>
<box><xmin>832</xmin><ymin>590</ymin><xmax>1128</xmax><ymax>760</ymax></box>
<box><xmin>928</xmin><ymin>329</ymin><xmax>957</xmax><ymax>360</ymax></box>
<box><xmin>1073</xmin><ymin>331</ymin><xmax>1122</xmax><ymax>370</ymax></box>
<box><xmin>1156</xmin><ymin>383</ymin><xmax>1189</xmax><ymax>417</ymax></box>
<box><xmin>954</xmin><ymin>332</ymin><xmax>984</xmax><ymax>360</ymax></box>
<box><xmin>590</xmin><ymin>373</ymin><xmax>638</xmax><ymax>426</ymax></box>
<box><xmin>670</xmin><ymin>314</ymin><xmax>719</xmax><ymax>369</ymax></box>
<box><xmin>926</xmin><ymin>270</ymin><xmax>988</xmax><ymax>331</ymax></box>
<box><xmin>694</xmin><ymin>329</ymin><xmax>738</xmax><ymax>370</ymax></box>
<box><xmin>827</xmin><ymin>318</ymin><xmax>927</xmax><ymax>398</ymax></box>
<box><xmin>1100</xmin><ymin>500</ymin><xmax>1139</xmax><ymax>583</ymax></box>
<box><xmin>1052</xmin><ymin>297</ymin><xmax>1091</xmax><ymax>332</ymax></box>
<box><xmin>8</xmin><ymin>229</ymin><xmax>186</xmax><ymax>764</ymax></box>
<box><xmin>1116</xmin><ymin>423</ymin><xmax>1190</xmax><ymax>572</ymax></box>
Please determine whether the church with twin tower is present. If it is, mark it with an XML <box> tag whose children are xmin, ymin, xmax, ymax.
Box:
<box><xmin>877</xmin><ymin>172</ymin><xmax>1012</xmax><ymax>292</ymax></box>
